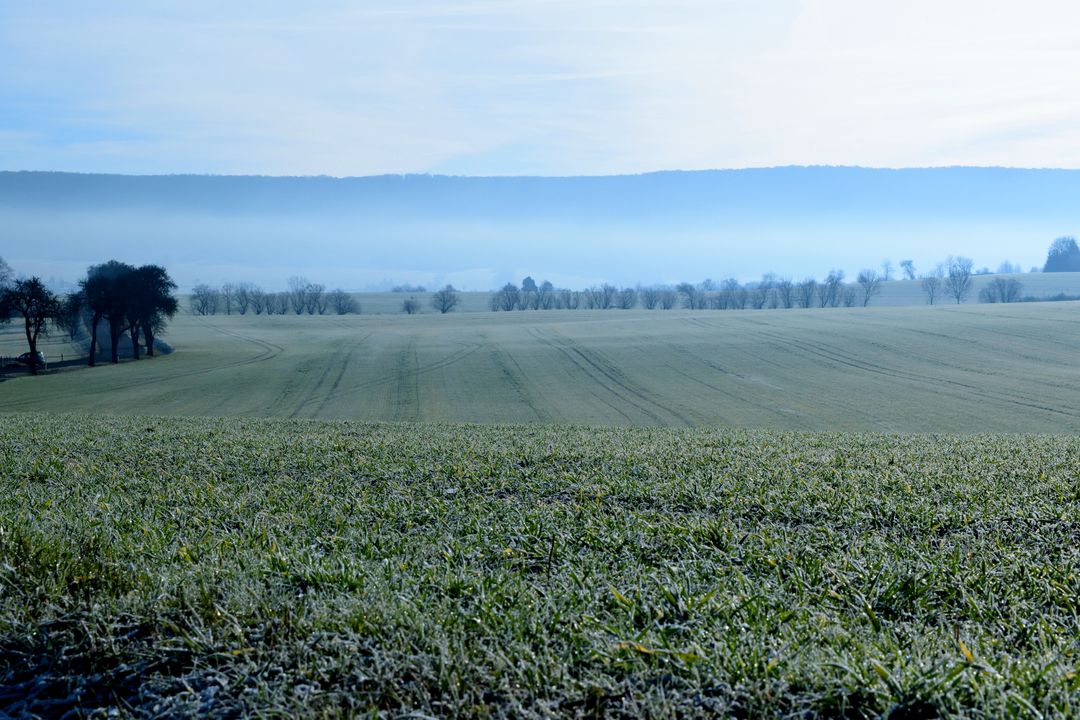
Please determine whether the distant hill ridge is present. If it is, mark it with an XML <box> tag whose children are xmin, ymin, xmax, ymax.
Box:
<box><xmin>5</xmin><ymin>166</ymin><xmax>1080</xmax><ymax>219</ymax></box>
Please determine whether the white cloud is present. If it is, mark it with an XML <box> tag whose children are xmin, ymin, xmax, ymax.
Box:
<box><xmin>3</xmin><ymin>1</ymin><xmax>1080</xmax><ymax>174</ymax></box>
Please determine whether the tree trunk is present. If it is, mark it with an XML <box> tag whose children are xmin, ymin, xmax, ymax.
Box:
<box><xmin>142</xmin><ymin>320</ymin><xmax>155</xmax><ymax>357</ymax></box>
<box><xmin>88</xmin><ymin>313</ymin><xmax>100</xmax><ymax>367</ymax></box>
<box><xmin>109</xmin><ymin>320</ymin><xmax>122</xmax><ymax>363</ymax></box>
<box><xmin>129</xmin><ymin>323</ymin><xmax>140</xmax><ymax>360</ymax></box>
<box><xmin>23</xmin><ymin>315</ymin><xmax>37</xmax><ymax>375</ymax></box>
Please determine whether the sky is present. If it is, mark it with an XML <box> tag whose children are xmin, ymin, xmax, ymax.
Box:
<box><xmin>4</xmin><ymin>1</ymin><xmax>1080</xmax><ymax>176</ymax></box>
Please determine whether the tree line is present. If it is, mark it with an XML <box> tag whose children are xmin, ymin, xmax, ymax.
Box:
<box><xmin>476</xmin><ymin>257</ymin><xmax>1022</xmax><ymax>314</ymax></box>
<box><xmin>190</xmin><ymin>277</ymin><xmax>356</xmax><ymax>316</ymax></box>
<box><xmin>0</xmin><ymin>257</ymin><xmax>178</xmax><ymax>373</ymax></box>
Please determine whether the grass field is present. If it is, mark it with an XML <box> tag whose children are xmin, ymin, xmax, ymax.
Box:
<box><xmin>1</xmin><ymin>414</ymin><xmax>1078</xmax><ymax>716</ymax></box>
<box><xmin>4</xmin><ymin>301</ymin><xmax>1080</xmax><ymax>433</ymax></box>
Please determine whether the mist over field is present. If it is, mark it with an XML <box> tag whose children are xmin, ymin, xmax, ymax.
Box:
<box><xmin>3</xmin><ymin>166</ymin><xmax>1076</xmax><ymax>292</ymax></box>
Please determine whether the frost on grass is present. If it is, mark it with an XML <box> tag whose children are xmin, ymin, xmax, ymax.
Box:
<box><xmin>1</xmin><ymin>415</ymin><xmax>1078</xmax><ymax>717</ymax></box>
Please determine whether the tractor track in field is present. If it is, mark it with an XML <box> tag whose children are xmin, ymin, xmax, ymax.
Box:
<box><xmin>391</xmin><ymin>337</ymin><xmax>421</xmax><ymax>421</ymax></box>
<box><xmin>287</xmin><ymin>333</ymin><xmax>372</xmax><ymax>418</ymax></box>
<box><xmin>527</xmin><ymin>327</ymin><xmax>695</xmax><ymax>425</ymax></box>
<box><xmin>0</xmin><ymin>321</ymin><xmax>285</xmax><ymax>410</ymax></box>
<box><xmin>484</xmin><ymin>339</ymin><xmax>549</xmax><ymax>422</ymax></box>
<box><xmin>753</xmin><ymin>328</ymin><xmax>1080</xmax><ymax>421</ymax></box>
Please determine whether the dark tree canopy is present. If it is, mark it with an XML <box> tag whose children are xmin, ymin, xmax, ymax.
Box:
<box><xmin>1</xmin><ymin>277</ymin><xmax>61</xmax><ymax>374</ymax></box>
<box><xmin>78</xmin><ymin>261</ymin><xmax>176</xmax><ymax>365</ymax></box>
<box><xmin>1043</xmin><ymin>237</ymin><xmax>1080</xmax><ymax>272</ymax></box>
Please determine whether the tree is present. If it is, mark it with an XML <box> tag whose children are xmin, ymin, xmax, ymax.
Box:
<box><xmin>520</xmin><ymin>276</ymin><xmax>539</xmax><ymax>310</ymax></box>
<box><xmin>0</xmin><ymin>256</ymin><xmax>11</xmax><ymax>290</ymax></box>
<box><xmin>880</xmin><ymin>259</ymin><xmax>893</xmax><ymax>282</ymax></box>
<box><xmin>920</xmin><ymin>267</ymin><xmax>943</xmax><ymax>305</ymax></box>
<box><xmin>129</xmin><ymin>265</ymin><xmax>178</xmax><ymax>358</ymax></box>
<box><xmin>82</xmin><ymin>261</ymin><xmax>135</xmax><ymax>365</ymax></box>
<box><xmin>249</xmin><ymin>287</ymin><xmax>267</xmax><ymax>315</ymax></box>
<box><xmin>795</xmin><ymin>278</ymin><xmax>817</xmax><ymax>308</ymax></box>
<box><xmin>749</xmin><ymin>275</ymin><xmax>775</xmax><ymax>310</ymax></box>
<box><xmin>658</xmin><ymin>289</ymin><xmax>677</xmax><ymax>310</ymax></box>
<box><xmin>944</xmin><ymin>256</ymin><xmax>974</xmax><ymax>304</ymax></box>
<box><xmin>537</xmin><ymin>280</ymin><xmax>555</xmax><ymax>310</ymax></box>
<box><xmin>676</xmin><ymin>282</ymin><xmax>707</xmax><ymax>310</ymax></box>
<box><xmin>402</xmin><ymin>296</ymin><xmax>421</xmax><ymax>314</ymax></box>
<box><xmin>979</xmin><ymin>277</ymin><xmax>1023</xmax><ymax>303</ymax></box>
<box><xmin>221</xmin><ymin>282</ymin><xmax>236</xmax><ymax>315</ymax></box>
<box><xmin>1043</xmin><ymin>237</ymin><xmax>1080</xmax><ymax>272</ymax></box>
<box><xmin>720</xmin><ymin>278</ymin><xmax>747</xmax><ymax>309</ymax></box>
<box><xmin>431</xmin><ymin>285</ymin><xmax>460</xmax><ymax>314</ymax></box>
<box><xmin>900</xmin><ymin>260</ymin><xmax>916</xmax><ymax>281</ymax></box>
<box><xmin>818</xmin><ymin>270</ymin><xmax>845</xmax><ymax>308</ymax></box>
<box><xmin>1</xmin><ymin>277</ymin><xmax>61</xmax><ymax>374</ymax></box>
<box><xmin>856</xmin><ymin>269</ymin><xmax>882</xmax><ymax>307</ymax></box>
<box><xmin>495</xmin><ymin>283</ymin><xmax>520</xmax><ymax>311</ymax></box>
<box><xmin>304</xmin><ymin>283</ymin><xmax>327</xmax><ymax>314</ymax></box>
<box><xmin>328</xmin><ymin>289</ymin><xmax>356</xmax><ymax>315</ymax></box>
<box><xmin>234</xmin><ymin>283</ymin><xmax>253</xmax><ymax>314</ymax></box>
<box><xmin>557</xmin><ymin>288</ymin><xmax>579</xmax><ymax>310</ymax></box>
<box><xmin>190</xmin><ymin>284</ymin><xmax>220</xmax><ymax>316</ymax></box>
<box><xmin>617</xmin><ymin>287</ymin><xmax>637</xmax><ymax>309</ymax></box>
<box><xmin>287</xmin><ymin>276</ymin><xmax>309</xmax><ymax>314</ymax></box>
<box><xmin>775</xmin><ymin>278</ymin><xmax>795</xmax><ymax>309</ymax></box>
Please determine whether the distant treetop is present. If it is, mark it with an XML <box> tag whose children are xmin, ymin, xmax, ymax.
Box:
<box><xmin>1044</xmin><ymin>237</ymin><xmax>1080</xmax><ymax>272</ymax></box>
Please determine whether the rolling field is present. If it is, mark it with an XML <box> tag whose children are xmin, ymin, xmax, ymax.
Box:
<box><xmin>1</xmin><ymin>415</ymin><xmax>1078</xmax><ymax>716</ymax></box>
<box><xmin>4</xmin><ymin>301</ymin><xmax>1080</xmax><ymax>432</ymax></box>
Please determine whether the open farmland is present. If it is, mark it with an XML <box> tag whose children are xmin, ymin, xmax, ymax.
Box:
<box><xmin>1</xmin><ymin>414</ymin><xmax>1078</xmax><ymax>716</ymax></box>
<box><xmin>5</xmin><ymin>301</ymin><xmax>1080</xmax><ymax>433</ymax></box>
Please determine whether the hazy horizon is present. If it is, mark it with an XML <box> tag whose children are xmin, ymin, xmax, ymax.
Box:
<box><xmin>5</xmin><ymin>3</ymin><xmax>1080</xmax><ymax>290</ymax></box>
<box><xmin>1</xmin><ymin>167</ymin><xmax>1070</xmax><ymax>292</ymax></box>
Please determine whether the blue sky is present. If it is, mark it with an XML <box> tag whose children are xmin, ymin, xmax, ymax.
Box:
<box><xmin>4</xmin><ymin>1</ymin><xmax>1080</xmax><ymax>176</ymax></box>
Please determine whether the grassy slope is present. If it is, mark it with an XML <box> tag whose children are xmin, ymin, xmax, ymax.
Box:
<box><xmin>1</xmin><ymin>414</ymin><xmax>1078</xmax><ymax>716</ymax></box>
<box><xmin>5</xmin><ymin>301</ymin><xmax>1080</xmax><ymax>432</ymax></box>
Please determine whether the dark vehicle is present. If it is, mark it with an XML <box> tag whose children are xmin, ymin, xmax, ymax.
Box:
<box><xmin>16</xmin><ymin>351</ymin><xmax>45</xmax><ymax>367</ymax></box>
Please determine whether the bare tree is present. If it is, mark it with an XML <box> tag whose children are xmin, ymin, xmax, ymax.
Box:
<box><xmin>775</xmin><ymin>278</ymin><xmax>795</xmax><ymax>309</ymax></box>
<box><xmin>220</xmin><ymin>282</ymin><xmax>236</xmax><ymax>315</ymax></box>
<box><xmin>842</xmin><ymin>285</ymin><xmax>858</xmax><ymax>307</ymax></box>
<box><xmin>328</xmin><ymin>288</ymin><xmax>357</xmax><ymax>314</ymax></box>
<box><xmin>856</xmin><ymin>269</ymin><xmax>882</xmax><ymax>306</ymax></box>
<box><xmin>586</xmin><ymin>284</ymin><xmax>617</xmax><ymax>310</ymax></box>
<box><xmin>920</xmin><ymin>266</ymin><xmax>943</xmax><ymax>305</ymax></box>
<box><xmin>880</xmin><ymin>259</ymin><xmax>893</xmax><ymax>282</ymax></box>
<box><xmin>495</xmin><ymin>282</ymin><xmax>520</xmax><ymax>311</ymax></box>
<box><xmin>720</xmin><ymin>278</ymin><xmax>747</xmax><ymax>309</ymax></box>
<box><xmin>900</xmin><ymin>260</ymin><xmax>916</xmax><ymax>280</ymax></box>
<box><xmin>640</xmin><ymin>287</ymin><xmax>661</xmax><ymax>310</ymax></box>
<box><xmin>304</xmin><ymin>283</ymin><xmax>327</xmax><ymax>314</ymax></box>
<box><xmin>190</xmin><ymin>284</ymin><xmax>220</xmax><ymax>315</ymax></box>
<box><xmin>537</xmin><ymin>280</ymin><xmax>556</xmax><ymax>309</ymax></box>
<box><xmin>749</xmin><ymin>274</ymin><xmax>774</xmax><ymax>310</ymax></box>
<box><xmin>249</xmin><ymin>287</ymin><xmax>267</xmax><ymax>315</ymax></box>
<box><xmin>234</xmin><ymin>283</ymin><xmax>253</xmax><ymax>315</ymax></box>
<box><xmin>402</xmin><ymin>296</ymin><xmax>421</xmax><ymax>314</ymax></box>
<box><xmin>287</xmin><ymin>276</ymin><xmax>309</xmax><ymax>314</ymax></box>
<box><xmin>795</xmin><ymin>278</ymin><xmax>817</xmax><ymax>308</ymax></box>
<box><xmin>676</xmin><ymin>282</ymin><xmax>707</xmax><ymax>310</ymax></box>
<box><xmin>818</xmin><ymin>271</ymin><xmax>845</xmax><ymax>308</ymax></box>
<box><xmin>431</xmin><ymin>285</ymin><xmax>460</xmax><ymax>314</ymax></box>
<box><xmin>617</xmin><ymin>287</ymin><xmax>637</xmax><ymax>309</ymax></box>
<box><xmin>979</xmin><ymin>277</ymin><xmax>1023</xmax><ymax>303</ymax></box>
<box><xmin>557</xmin><ymin>288</ymin><xmax>579</xmax><ymax>310</ymax></box>
<box><xmin>944</xmin><ymin>256</ymin><xmax>974</xmax><ymax>304</ymax></box>
<box><xmin>658</xmin><ymin>289</ymin><xmax>677</xmax><ymax>310</ymax></box>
